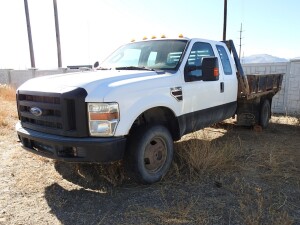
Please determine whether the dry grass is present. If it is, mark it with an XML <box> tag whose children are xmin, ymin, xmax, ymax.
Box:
<box><xmin>172</xmin><ymin>129</ymin><xmax>241</xmax><ymax>179</ymax></box>
<box><xmin>271</xmin><ymin>114</ymin><xmax>300</xmax><ymax>126</ymax></box>
<box><xmin>238</xmin><ymin>188</ymin><xmax>294</xmax><ymax>225</ymax></box>
<box><xmin>0</xmin><ymin>85</ymin><xmax>17</xmax><ymax>132</ymax></box>
<box><xmin>137</xmin><ymin>198</ymin><xmax>206</xmax><ymax>224</ymax></box>
<box><xmin>125</xmin><ymin>186</ymin><xmax>211</xmax><ymax>225</ymax></box>
<box><xmin>0</xmin><ymin>84</ymin><xmax>16</xmax><ymax>102</ymax></box>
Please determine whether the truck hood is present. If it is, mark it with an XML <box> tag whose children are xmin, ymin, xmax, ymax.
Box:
<box><xmin>18</xmin><ymin>70</ymin><xmax>169</xmax><ymax>95</ymax></box>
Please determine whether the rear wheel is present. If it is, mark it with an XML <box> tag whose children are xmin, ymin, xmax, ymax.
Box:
<box><xmin>126</xmin><ymin>125</ymin><xmax>174</xmax><ymax>184</ymax></box>
<box><xmin>259</xmin><ymin>99</ymin><xmax>271</xmax><ymax>128</ymax></box>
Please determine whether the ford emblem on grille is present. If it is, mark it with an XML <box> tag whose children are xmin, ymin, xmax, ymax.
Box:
<box><xmin>30</xmin><ymin>107</ymin><xmax>43</xmax><ymax>117</ymax></box>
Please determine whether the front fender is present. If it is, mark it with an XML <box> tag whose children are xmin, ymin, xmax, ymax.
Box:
<box><xmin>114</xmin><ymin>94</ymin><xmax>181</xmax><ymax>136</ymax></box>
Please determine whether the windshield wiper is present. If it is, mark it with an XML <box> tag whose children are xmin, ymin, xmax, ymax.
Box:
<box><xmin>115</xmin><ymin>66</ymin><xmax>156</xmax><ymax>71</ymax></box>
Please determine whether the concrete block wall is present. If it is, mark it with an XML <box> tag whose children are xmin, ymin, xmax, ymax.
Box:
<box><xmin>0</xmin><ymin>68</ymin><xmax>77</xmax><ymax>88</ymax></box>
<box><xmin>0</xmin><ymin>69</ymin><xmax>11</xmax><ymax>84</ymax></box>
<box><xmin>287</xmin><ymin>60</ymin><xmax>300</xmax><ymax>114</ymax></box>
<box><xmin>242</xmin><ymin>60</ymin><xmax>300</xmax><ymax>115</ymax></box>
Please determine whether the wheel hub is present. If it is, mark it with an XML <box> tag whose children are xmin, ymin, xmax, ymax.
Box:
<box><xmin>144</xmin><ymin>137</ymin><xmax>167</xmax><ymax>172</ymax></box>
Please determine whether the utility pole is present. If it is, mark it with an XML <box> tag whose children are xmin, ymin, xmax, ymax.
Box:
<box><xmin>24</xmin><ymin>0</ymin><xmax>35</xmax><ymax>68</ymax></box>
<box><xmin>223</xmin><ymin>0</ymin><xmax>227</xmax><ymax>41</ymax></box>
<box><xmin>239</xmin><ymin>23</ymin><xmax>244</xmax><ymax>59</ymax></box>
<box><xmin>53</xmin><ymin>0</ymin><xmax>62</xmax><ymax>68</ymax></box>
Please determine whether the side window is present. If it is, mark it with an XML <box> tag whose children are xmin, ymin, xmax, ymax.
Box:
<box><xmin>184</xmin><ymin>42</ymin><xmax>215</xmax><ymax>82</ymax></box>
<box><xmin>216</xmin><ymin>45</ymin><xmax>232</xmax><ymax>75</ymax></box>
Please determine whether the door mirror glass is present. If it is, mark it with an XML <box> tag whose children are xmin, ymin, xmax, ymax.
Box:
<box><xmin>202</xmin><ymin>57</ymin><xmax>219</xmax><ymax>81</ymax></box>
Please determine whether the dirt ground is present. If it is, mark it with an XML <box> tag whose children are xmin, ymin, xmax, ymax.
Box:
<box><xmin>0</xmin><ymin>93</ymin><xmax>299</xmax><ymax>224</ymax></box>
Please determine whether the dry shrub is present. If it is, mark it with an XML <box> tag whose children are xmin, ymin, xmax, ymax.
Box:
<box><xmin>0</xmin><ymin>85</ymin><xmax>17</xmax><ymax>130</ymax></box>
<box><xmin>173</xmin><ymin>129</ymin><xmax>241</xmax><ymax>178</ymax></box>
<box><xmin>0</xmin><ymin>84</ymin><xmax>16</xmax><ymax>102</ymax></box>
<box><xmin>93</xmin><ymin>161</ymin><xmax>126</xmax><ymax>186</ymax></box>
<box><xmin>75</xmin><ymin>161</ymin><xmax>126</xmax><ymax>187</ymax></box>
<box><xmin>0</xmin><ymin>110</ymin><xmax>9</xmax><ymax>127</ymax></box>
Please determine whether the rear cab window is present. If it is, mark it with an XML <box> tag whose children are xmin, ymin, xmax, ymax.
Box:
<box><xmin>216</xmin><ymin>45</ymin><xmax>232</xmax><ymax>75</ymax></box>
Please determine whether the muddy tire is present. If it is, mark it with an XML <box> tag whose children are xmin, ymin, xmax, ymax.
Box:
<box><xmin>259</xmin><ymin>99</ymin><xmax>271</xmax><ymax>128</ymax></box>
<box><xmin>125</xmin><ymin>125</ymin><xmax>174</xmax><ymax>184</ymax></box>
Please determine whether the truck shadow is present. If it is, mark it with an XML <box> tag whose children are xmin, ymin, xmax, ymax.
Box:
<box><xmin>44</xmin><ymin>182</ymin><xmax>155</xmax><ymax>225</ymax></box>
<box><xmin>44</xmin><ymin>175</ymin><xmax>230</xmax><ymax>225</ymax></box>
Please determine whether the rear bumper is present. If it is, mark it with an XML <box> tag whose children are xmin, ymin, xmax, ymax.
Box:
<box><xmin>16</xmin><ymin>122</ymin><xmax>126</xmax><ymax>163</ymax></box>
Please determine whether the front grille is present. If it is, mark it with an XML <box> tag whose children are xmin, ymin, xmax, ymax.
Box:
<box><xmin>19</xmin><ymin>94</ymin><xmax>63</xmax><ymax>129</ymax></box>
<box><xmin>20</xmin><ymin>94</ymin><xmax>61</xmax><ymax>104</ymax></box>
<box><xmin>17</xmin><ymin>88</ymin><xmax>88</xmax><ymax>137</ymax></box>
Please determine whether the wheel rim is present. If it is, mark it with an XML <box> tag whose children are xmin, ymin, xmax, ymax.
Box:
<box><xmin>144</xmin><ymin>137</ymin><xmax>168</xmax><ymax>173</ymax></box>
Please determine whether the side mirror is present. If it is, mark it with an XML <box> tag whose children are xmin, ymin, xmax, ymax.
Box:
<box><xmin>94</xmin><ymin>61</ymin><xmax>99</xmax><ymax>68</ymax></box>
<box><xmin>202</xmin><ymin>57</ymin><xmax>219</xmax><ymax>81</ymax></box>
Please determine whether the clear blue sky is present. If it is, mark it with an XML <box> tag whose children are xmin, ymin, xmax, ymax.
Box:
<box><xmin>0</xmin><ymin>0</ymin><xmax>299</xmax><ymax>69</ymax></box>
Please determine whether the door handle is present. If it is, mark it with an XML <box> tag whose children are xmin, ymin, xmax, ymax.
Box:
<box><xmin>220</xmin><ymin>82</ymin><xmax>224</xmax><ymax>93</ymax></box>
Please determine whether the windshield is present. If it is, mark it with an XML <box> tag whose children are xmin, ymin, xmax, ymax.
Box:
<box><xmin>100</xmin><ymin>40</ymin><xmax>188</xmax><ymax>71</ymax></box>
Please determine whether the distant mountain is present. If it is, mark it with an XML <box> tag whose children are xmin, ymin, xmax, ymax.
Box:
<box><xmin>292</xmin><ymin>57</ymin><xmax>300</xmax><ymax>60</ymax></box>
<box><xmin>241</xmin><ymin>54</ymin><xmax>288</xmax><ymax>64</ymax></box>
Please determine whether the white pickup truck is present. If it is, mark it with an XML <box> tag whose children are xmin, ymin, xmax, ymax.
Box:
<box><xmin>16</xmin><ymin>37</ymin><xmax>283</xmax><ymax>184</ymax></box>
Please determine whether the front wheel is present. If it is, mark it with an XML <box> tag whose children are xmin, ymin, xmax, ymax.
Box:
<box><xmin>259</xmin><ymin>99</ymin><xmax>271</xmax><ymax>128</ymax></box>
<box><xmin>125</xmin><ymin>125</ymin><xmax>174</xmax><ymax>184</ymax></box>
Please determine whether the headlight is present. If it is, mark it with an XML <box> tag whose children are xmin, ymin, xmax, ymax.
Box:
<box><xmin>88</xmin><ymin>103</ymin><xmax>119</xmax><ymax>137</ymax></box>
